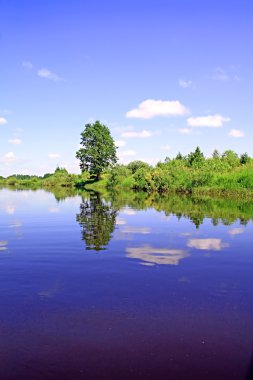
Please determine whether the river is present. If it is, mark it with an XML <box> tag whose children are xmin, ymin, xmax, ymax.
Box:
<box><xmin>0</xmin><ymin>188</ymin><xmax>253</xmax><ymax>379</ymax></box>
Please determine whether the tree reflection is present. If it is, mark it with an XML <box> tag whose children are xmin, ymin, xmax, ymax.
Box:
<box><xmin>76</xmin><ymin>192</ymin><xmax>117</xmax><ymax>251</ymax></box>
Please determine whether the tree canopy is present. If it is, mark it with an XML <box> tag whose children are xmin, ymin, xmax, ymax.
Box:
<box><xmin>76</xmin><ymin>121</ymin><xmax>117</xmax><ymax>180</ymax></box>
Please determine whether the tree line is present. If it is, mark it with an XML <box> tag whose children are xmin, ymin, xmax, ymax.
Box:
<box><xmin>1</xmin><ymin>121</ymin><xmax>253</xmax><ymax>196</ymax></box>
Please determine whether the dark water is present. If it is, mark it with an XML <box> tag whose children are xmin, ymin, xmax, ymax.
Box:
<box><xmin>1</xmin><ymin>188</ymin><xmax>253</xmax><ymax>380</ymax></box>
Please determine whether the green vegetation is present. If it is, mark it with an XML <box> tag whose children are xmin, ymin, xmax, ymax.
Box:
<box><xmin>107</xmin><ymin>190</ymin><xmax>253</xmax><ymax>228</ymax></box>
<box><xmin>76</xmin><ymin>120</ymin><xmax>117</xmax><ymax>180</ymax></box>
<box><xmin>106</xmin><ymin>148</ymin><xmax>253</xmax><ymax>197</ymax></box>
<box><xmin>74</xmin><ymin>189</ymin><xmax>253</xmax><ymax>251</ymax></box>
<box><xmin>77</xmin><ymin>191</ymin><xmax>117</xmax><ymax>251</ymax></box>
<box><xmin>0</xmin><ymin>166</ymin><xmax>88</xmax><ymax>192</ymax></box>
<box><xmin>1</xmin><ymin>146</ymin><xmax>253</xmax><ymax>198</ymax></box>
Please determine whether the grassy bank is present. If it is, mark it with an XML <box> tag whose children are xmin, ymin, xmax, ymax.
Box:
<box><xmin>1</xmin><ymin>148</ymin><xmax>253</xmax><ymax>198</ymax></box>
<box><xmin>106</xmin><ymin>149</ymin><xmax>253</xmax><ymax>197</ymax></box>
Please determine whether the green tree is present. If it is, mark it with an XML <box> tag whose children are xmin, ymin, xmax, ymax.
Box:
<box><xmin>76</xmin><ymin>121</ymin><xmax>117</xmax><ymax>180</ymax></box>
<box><xmin>187</xmin><ymin>147</ymin><xmax>205</xmax><ymax>168</ymax></box>
<box><xmin>212</xmin><ymin>149</ymin><xmax>220</xmax><ymax>159</ymax></box>
<box><xmin>54</xmin><ymin>166</ymin><xmax>68</xmax><ymax>175</ymax></box>
<box><xmin>175</xmin><ymin>152</ymin><xmax>183</xmax><ymax>160</ymax></box>
<box><xmin>240</xmin><ymin>152</ymin><xmax>251</xmax><ymax>165</ymax></box>
<box><xmin>222</xmin><ymin>150</ymin><xmax>239</xmax><ymax>167</ymax></box>
<box><xmin>127</xmin><ymin>160</ymin><xmax>151</xmax><ymax>174</ymax></box>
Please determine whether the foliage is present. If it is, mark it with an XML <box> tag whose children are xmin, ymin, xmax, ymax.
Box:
<box><xmin>106</xmin><ymin>147</ymin><xmax>253</xmax><ymax>196</ymax></box>
<box><xmin>54</xmin><ymin>166</ymin><xmax>68</xmax><ymax>175</ymax></box>
<box><xmin>240</xmin><ymin>152</ymin><xmax>251</xmax><ymax>165</ymax></box>
<box><xmin>222</xmin><ymin>150</ymin><xmax>240</xmax><ymax>167</ymax></box>
<box><xmin>76</xmin><ymin>121</ymin><xmax>117</xmax><ymax>180</ymax></box>
<box><xmin>2</xmin><ymin>147</ymin><xmax>253</xmax><ymax>198</ymax></box>
<box><xmin>212</xmin><ymin>149</ymin><xmax>220</xmax><ymax>159</ymax></box>
<box><xmin>107</xmin><ymin>164</ymin><xmax>132</xmax><ymax>188</ymax></box>
<box><xmin>187</xmin><ymin>146</ymin><xmax>205</xmax><ymax>168</ymax></box>
<box><xmin>76</xmin><ymin>192</ymin><xmax>117</xmax><ymax>250</ymax></box>
<box><xmin>127</xmin><ymin>160</ymin><xmax>151</xmax><ymax>174</ymax></box>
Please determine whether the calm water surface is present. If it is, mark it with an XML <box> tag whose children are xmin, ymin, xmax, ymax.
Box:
<box><xmin>0</xmin><ymin>188</ymin><xmax>253</xmax><ymax>380</ymax></box>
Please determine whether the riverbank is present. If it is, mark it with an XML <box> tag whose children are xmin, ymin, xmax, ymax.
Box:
<box><xmin>1</xmin><ymin>155</ymin><xmax>253</xmax><ymax>199</ymax></box>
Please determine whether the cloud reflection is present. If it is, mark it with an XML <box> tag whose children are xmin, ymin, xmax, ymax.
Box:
<box><xmin>121</xmin><ymin>208</ymin><xmax>137</xmax><ymax>215</ymax></box>
<box><xmin>116</xmin><ymin>217</ymin><xmax>126</xmax><ymax>225</ymax></box>
<box><xmin>0</xmin><ymin>241</ymin><xmax>8</xmax><ymax>251</ymax></box>
<box><xmin>228</xmin><ymin>228</ymin><xmax>244</xmax><ymax>235</ymax></box>
<box><xmin>187</xmin><ymin>238</ymin><xmax>229</xmax><ymax>251</ymax></box>
<box><xmin>122</xmin><ymin>227</ymin><xmax>151</xmax><ymax>234</ymax></box>
<box><xmin>49</xmin><ymin>207</ymin><xmax>60</xmax><ymax>213</ymax></box>
<box><xmin>126</xmin><ymin>244</ymin><xmax>188</xmax><ymax>266</ymax></box>
<box><xmin>6</xmin><ymin>205</ymin><xmax>15</xmax><ymax>214</ymax></box>
<box><xmin>8</xmin><ymin>220</ymin><xmax>22</xmax><ymax>228</ymax></box>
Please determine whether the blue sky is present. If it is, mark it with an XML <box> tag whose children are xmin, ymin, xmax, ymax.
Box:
<box><xmin>1</xmin><ymin>0</ymin><xmax>253</xmax><ymax>175</ymax></box>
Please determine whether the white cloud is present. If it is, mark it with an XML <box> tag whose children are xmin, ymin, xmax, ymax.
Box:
<box><xmin>116</xmin><ymin>217</ymin><xmax>126</xmax><ymax>225</ymax></box>
<box><xmin>115</xmin><ymin>140</ymin><xmax>126</xmax><ymax>147</ymax></box>
<box><xmin>138</xmin><ymin>157</ymin><xmax>158</xmax><ymax>166</ymax></box>
<box><xmin>3</xmin><ymin>152</ymin><xmax>16</xmax><ymax>164</ymax></box>
<box><xmin>119</xmin><ymin>150</ymin><xmax>136</xmax><ymax>157</ymax></box>
<box><xmin>48</xmin><ymin>153</ymin><xmax>60</xmax><ymax>159</ymax></box>
<box><xmin>229</xmin><ymin>129</ymin><xmax>245</xmax><ymax>138</ymax></box>
<box><xmin>22</xmin><ymin>61</ymin><xmax>34</xmax><ymax>69</ymax></box>
<box><xmin>228</xmin><ymin>228</ymin><xmax>244</xmax><ymax>235</ymax></box>
<box><xmin>179</xmin><ymin>79</ymin><xmax>193</xmax><ymax>88</ymax></box>
<box><xmin>49</xmin><ymin>207</ymin><xmax>60</xmax><ymax>213</ymax></box>
<box><xmin>212</xmin><ymin>67</ymin><xmax>229</xmax><ymax>81</ymax></box>
<box><xmin>0</xmin><ymin>241</ymin><xmax>8</xmax><ymax>251</ymax></box>
<box><xmin>160</xmin><ymin>144</ymin><xmax>171</xmax><ymax>151</ymax></box>
<box><xmin>60</xmin><ymin>160</ymin><xmax>80</xmax><ymax>174</ymax></box>
<box><xmin>121</xmin><ymin>208</ymin><xmax>137</xmax><ymax>215</ymax></box>
<box><xmin>122</xmin><ymin>227</ymin><xmax>151</xmax><ymax>234</ymax></box>
<box><xmin>126</xmin><ymin>245</ymin><xmax>188</xmax><ymax>266</ymax></box>
<box><xmin>187</xmin><ymin>238</ymin><xmax>229</xmax><ymax>251</ymax></box>
<box><xmin>187</xmin><ymin>114</ymin><xmax>230</xmax><ymax>128</ymax></box>
<box><xmin>179</xmin><ymin>128</ymin><xmax>193</xmax><ymax>135</ymax></box>
<box><xmin>0</xmin><ymin>117</ymin><xmax>7</xmax><ymax>125</ymax></box>
<box><xmin>126</xmin><ymin>99</ymin><xmax>188</xmax><ymax>119</ymax></box>
<box><xmin>8</xmin><ymin>138</ymin><xmax>22</xmax><ymax>145</ymax></box>
<box><xmin>121</xmin><ymin>129</ymin><xmax>153</xmax><ymax>139</ymax></box>
<box><xmin>37</xmin><ymin>68</ymin><xmax>61</xmax><ymax>81</ymax></box>
<box><xmin>6</xmin><ymin>205</ymin><xmax>15</xmax><ymax>215</ymax></box>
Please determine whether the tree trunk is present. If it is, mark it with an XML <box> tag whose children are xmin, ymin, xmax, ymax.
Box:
<box><xmin>96</xmin><ymin>172</ymin><xmax>101</xmax><ymax>181</ymax></box>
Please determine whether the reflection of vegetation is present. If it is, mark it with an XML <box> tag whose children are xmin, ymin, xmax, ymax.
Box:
<box><xmin>149</xmin><ymin>194</ymin><xmax>253</xmax><ymax>228</ymax></box>
<box><xmin>107</xmin><ymin>190</ymin><xmax>253</xmax><ymax>228</ymax></box>
<box><xmin>1</xmin><ymin>184</ymin><xmax>81</xmax><ymax>203</ymax></box>
<box><xmin>76</xmin><ymin>192</ymin><xmax>117</xmax><ymax>251</ymax></box>
<box><xmin>2</xmin><ymin>182</ymin><xmax>253</xmax><ymax>230</ymax></box>
<box><xmin>45</xmin><ymin>186</ymin><xmax>81</xmax><ymax>202</ymax></box>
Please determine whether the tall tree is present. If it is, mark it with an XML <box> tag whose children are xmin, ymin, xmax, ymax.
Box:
<box><xmin>187</xmin><ymin>146</ymin><xmax>205</xmax><ymax>168</ymax></box>
<box><xmin>76</xmin><ymin>121</ymin><xmax>117</xmax><ymax>180</ymax></box>
<box><xmin>240</xmin><ymin>152</ymin><xmax>250</xmax><ymax>165</ymax></box>
<box><xmin>222</xmin><ymin>150</ymin><xmax>239</xmax><ymax>167</ymax></box>
<box><xmin>212</xmin><ymin>149</ymin><xmax>220</xmax><ymax>159</ymax></box>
